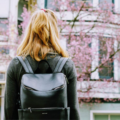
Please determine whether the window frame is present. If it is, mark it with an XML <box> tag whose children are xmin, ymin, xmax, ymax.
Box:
<box><xmin>44</xmin><ymin>0</ymin><xmax>60</xmax><ymax>11</ymax></box>
<box><xmin>17</xmin><ymin>0</ymin><xmax>28</xmax><ymax>36</ymax></box>
<box><xmin>91</xmin><ymin>36</ymin><xmax>115</xmax><ymax>80</ymax></box>
<box><xmin>90</xmin><ymin>110</ymin><xmax>120</xmax><ymax>120</ymax></box>
<box><xmin>28</xmin><ymin>0</ymin><xmax>37</xmax><ymax>12</ymax></box>
<box><xmin>98</xmin><ymin>37</ymin><xmax>114</xmax><ymax>79</ymax></box>
<box><xmin>0</xmin><ymin>47</ymin><xmax>9</xmax><ymax>55</ymax></box>
<box><xmin>44</xmin><ymin>0</ymin><xmax>94</xmax><ymax>11</ymax></box>
<box><xmin>0</xmin><ymin>18</ymin><xmax>9</xmax><ymax>42</ymax></box>
<box><xmin>99</xmin><ymin>0</ymin><xmax>115</xmax><ymax>13</ymax></box>
<box><xmin>45</xmin><ymin>0</ymin><xmax>48</xmax><ymax>9</ymax></box>
<box><xmin>99</xmin><ymin>0</ymin><xmax>114</xmax><ymax>4</ymax></box>
<box><xmin>0</xmin><ymin>73</ymin><xmax>5</xmax><ymax>81</ymax></box>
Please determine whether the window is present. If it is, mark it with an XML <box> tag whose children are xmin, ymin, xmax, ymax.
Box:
<box><xmin>0</xmin><ymin>73</ymin><xmax>5</xmax><ymax>81</ymax></box>
<box><xmin>111</xmin><ymin>115</ymin><xmax>120</xmax><ymax>120</ymax></box>
<box><xmin>99</xmin><ymin>0</ymin><xmax>114</xmax><ymax>11</ymax></box>
<box><xmin>99</xmin><ymin>0</ymin><xmax>114</xmax><ymax>4</ymax></box>
<box><xmin>45</xmin><ymin>0</ymin><xmax>93</xmax><ymax>11</ymax></box>
<box><xmin>115</xmin><ymin>0</ymin><xmax>120</xmax><ymax>13</ymax></box>
<box><xmin>0</xmin><ymin>47</ymin><xmax>9</xmax><ymax>55</ymax></box>
<box><xmin>99</xmin><ymin>37</ymin><xmax>114</xmax><ymax>79</ymax></box>
<box><xmin>91</xmin><ymin>111</ymin><xmax>120</xmax><ymax>120</ymax></box>
<box><xmin>67</xmin><ymin>35</ymin><xmax>92</xmax><ymax>78</ymax></box>
<box><xmin>94</xmin><ymin>114</ymin><xmax>120</xmax><ymax>120</ymax></box>
<box><xmin>28</xmin><ymin>0</ymin><xmax>37</xmax><ymax>13</ymax></box>
<box><xmin>72</xmin><ymin>0</ymin><xmax>92</xmax><ymax>3</ymax></box>
<box><xmin>75</xmin><ymin>0</ymin><xmax>93</xmax><ymax>3</ymax></box>
<box><xmin>118</xmin><ymin>1</ymin><xmax>120</xmax><ymax>13</ymax></box>
<box><xmin>71</xmin><ymin>0</ymin><xmax>93</xmax><ymax>9</ymax></box>
<box><xmin>17</xmin><ymin>0</ymin><xmax>37</xmax><ymax>35</ymax></box>
<box><xmin>0</xmin><ymin>18</ymin><xmax>8</xmax><ymax>41</ymax></box>
<box><xmin>94</xmin><ymin>115</ymin><xmax>108</xmax><ymax>120</ymax></box>
<box><xmin>45</xmin><ymin>0</ymin><xmax>59</xmax><ymax>11</ymax></box>
<box><xmin>18</xmin><ymin>0</ymin><xmax>28</xmax><ymax>35</ymax></box>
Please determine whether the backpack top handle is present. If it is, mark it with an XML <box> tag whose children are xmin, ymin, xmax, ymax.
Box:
<box><xmin>17</xmin><ymin>56</ymin><xmax>68</xmax><ymax>73</ymax></box>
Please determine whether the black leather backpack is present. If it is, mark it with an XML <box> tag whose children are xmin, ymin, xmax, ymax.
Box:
<box><xmin>17</xmin><ymin>56</ymin><xmax>70</xmax><ymax>120</ymax></box>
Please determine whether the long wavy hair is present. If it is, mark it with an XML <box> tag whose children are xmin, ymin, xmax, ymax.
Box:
<box><xmin>17</xmin><ymin>9</ymin><xmax>68</xmax><ymax>61</ymax></box>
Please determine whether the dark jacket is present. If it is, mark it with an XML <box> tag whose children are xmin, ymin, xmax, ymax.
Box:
<box><xmin>4</xmin><ymin>53</ymin><xmax>80</xmax><ymax>120</ymax></box>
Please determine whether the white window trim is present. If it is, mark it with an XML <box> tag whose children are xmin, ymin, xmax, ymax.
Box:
<box><xmin>9</xmin><ymin>0</ymin><xmax>19</xmax><ymax>41</ymax></box>
<box><xmin>60</xmin><ymin>37</ymin><xmax>67</xmax><ymax>50</ymax></box>
<box><xmin>37</xmin><ymin>0</ymin><xmax>45</xmax><ymax>9</ymax></box>
<box><xmin>93</xmin><ymin>0</ymin><xmax>99</xmax><ymax>8</ymax></box>
<box><xmin>114</xmin><ymin>40</ymin><xmax>119</xmax><ymax>80</ymax></box>
<box><xmin>38</xmin><ymin>0</ymin><xmax>119</xmax><ymax>14</ymax></box>
<box><xmin>115</xmin><ymin>0</ymin><xmax>120</xmax><ymax>13</ymax></box>
<box><xmin>91</xmin><ymin>37</ymin><xmax>99</xmax><ymax>79</ymax></box>
<box><xmin>90</xmin><ymin>110</ymin><xmax>120</xmax><ymax>120</ymax></box>
<box><xmin>0</xmin><ymin>81</ymin><xmax>6</xmax><ymax>84</ymax></box>
<box><xmin>0</xmin><ymin>35</ymin><xmax>8</xmax><ymax>41</ymax></box>
<box><xmin>91</xmin><ymin>36</ymin><xmax>119</xmax><ymax>80</ymax></box>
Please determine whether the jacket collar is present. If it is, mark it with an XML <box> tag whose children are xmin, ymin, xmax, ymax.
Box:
<box><xmin>26</xmin><ymin>52</ymin><xmax>61</xmax><ymax>72</ymax></box>
<box><xmin>44</xmin><ymin>52</ymin><xmax>61</xmax><ymax>59</ymax></box>
<box><xmin>27</xmin><ymin>52</ymin><xmax>61</xmax><ymax>61</ymax></box>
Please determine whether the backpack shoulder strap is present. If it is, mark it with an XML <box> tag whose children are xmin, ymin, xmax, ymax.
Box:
<box><xmin>54</xmin><ymin>57</ymin><xmax>68</xmax><ymax>73</ymax></box>
<box><xmin>17</xmin><ymin>56</ymin><xmax>34</xmax><ymax>73</ymax></box>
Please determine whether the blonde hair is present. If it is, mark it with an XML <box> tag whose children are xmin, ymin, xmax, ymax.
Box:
<box><xmin>17</xmin><ymin>9</ymin><xmax>68</xmax><ymax>61</ymax></box>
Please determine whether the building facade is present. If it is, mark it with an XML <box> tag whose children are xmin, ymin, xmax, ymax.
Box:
<box><xmin>0</xmin><ymin>0</ymin><xmax>120</xmax><ymax>120</ymax></box>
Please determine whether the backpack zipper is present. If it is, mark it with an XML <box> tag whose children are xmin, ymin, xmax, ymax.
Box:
<box><xmin>24</xmin><ymin>85</ymin><xmax>37</xmax><ymax>91</ymax></box>
<box><xmin>27</xmin><ymin>107</ymin><xmax>65</xmax><ymax>110</ymax></box>
<box><xmin>52</xmin><ymin>85</ymin><xmax>64</xmax><ymax>90</ymax></box>
<box><xmin>23</xmin><ymin>76</ymin><xmax>69</xmax><ymax>91</ymax></box>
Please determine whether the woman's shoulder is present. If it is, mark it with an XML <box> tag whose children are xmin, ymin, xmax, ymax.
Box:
<box><xmin>65</xmin><ymin>57</ymin><xmax>74</xmax><ymax>67</ymax></box>
<box><xmin>9</xmin><ymin>56</ymin><xmax>21</xmax><ymax>67</ymax></box>
<box><xmin>63</xmin><ymin>57</ymin><xmax>77</xmax><ymax>80</ymax></box>
<box><xmin>7</xmin><ymin>57</ymin><xmax>22</xmax><ymax>72</ymax></box>
<box><xmin>6</xmin><ymin>57</ymin><xmax>22</xmax><ymax>81</ymax></box>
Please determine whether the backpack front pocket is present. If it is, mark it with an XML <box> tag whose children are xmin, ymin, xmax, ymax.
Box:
<box><xmin>18</xmin><ymin>107</ymin><xmax>70</xmax><ymax>120</ymax></box>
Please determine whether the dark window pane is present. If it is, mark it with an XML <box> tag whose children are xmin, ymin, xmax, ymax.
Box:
<box><xmin>99</xmin><ymin>0</ymin><xmax>114</xmax><ymax>11</ymax></box>
<box><xmin>18</xmin><ymin>0</ymin><xmax>28</xmax><ymax>20</ymax></box>
<box><xmin>45</xmin><ymin>0</ymin><xmax>93</xmax><ymax>11</ymax></box>
<box><xmin>45</xmin><ymin>0</ymin><xmax>59</xmax><ymax>11</ymax></box>
<box><xmin>0</xmin><ymin>19</ymin><xmax>8</xmax><ymax>41</ymax></box>
<box><xmin>99</xmin><ymin>37</ymin><xmax>114</xmax><ymax>79</ymax></box>
<box><xmin>111</xmin><ymin>115</ymin><xmax>120</xmax><ymax>120</ymax></box>
<box><xmin>0</xmin><ymin>73</ymin><xmax>5</xmax><ymax>81</ymax></box>
<box><xmin>99</xmin><ymin>0</ymin><xmax>113</xmax><ymax>3</ymax></box>
<box><xmin>0</xmin><ymin>19</ymin><xmax>8</xmax><ymax>31</ymax></box>
<box><xmin>18</xmin><ymin>20</ymin><xmax>22</xmax><ymax>36</ymax></box>
<box><xmin>76</xmin><ymin>0</ymin><xmax>92</xmax><ymax>2</ymax></box>
<box><xmin>70</xmin><ymin>0</ymin><xmax>93</xmax><ymax>9</ymax></box>
<box><xmin>18</xmin><ymin>0</ymin><xmax>28</xmax><ymax>35</ymax></box>
<box><xmin>67</xmin><ymin>35</ymin><xmax>92</xmax><ymax>79</ymax></box>
<box><xmin>0</xmin><ymin>47</ymin><xmax>9</xmax><ymax>55</ymax></box>
<box><xmin>94</xmin><ymin>115</ymin><xmax>108</xmax><ymax>120</ymax></box>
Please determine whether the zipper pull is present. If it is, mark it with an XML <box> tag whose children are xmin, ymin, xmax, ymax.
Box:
<box><xmin>28</xmin><ymin>107</ymin><xmax>32</xmax><ymax>113</ymax></box>
<box><xmin>52</xmin><ymin>85</ymin><xmax>64</xmax><ymax>90</ymax></box>
<box><xmin>64</xmin><ymin>75</ymin><xmax>69</xmax><ymax>84</ymax></box>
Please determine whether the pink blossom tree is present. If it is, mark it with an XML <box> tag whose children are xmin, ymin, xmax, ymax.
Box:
<box><xmin>1</xmin><ymin>0</ymin><xmax>120</xmax><ymax>103</ymax></box>
<box><xmin>50</xmin><ymin>0</ymin><xmax>120</xmax><ymax>103</ymax></box>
